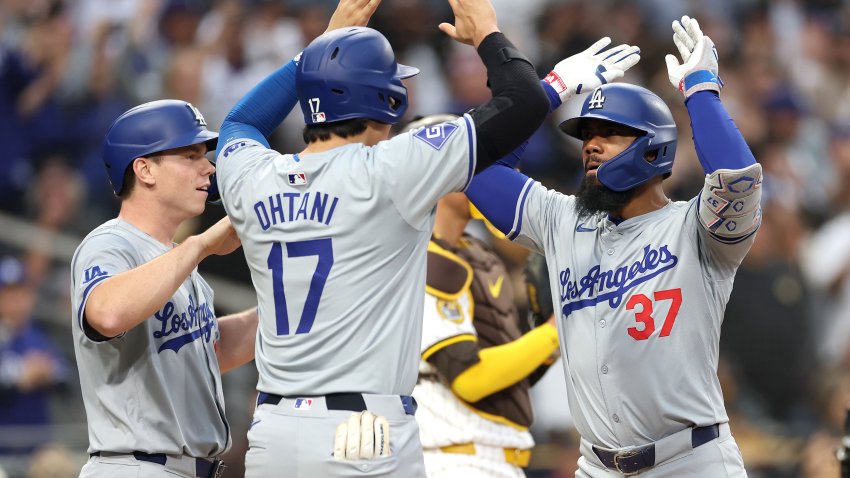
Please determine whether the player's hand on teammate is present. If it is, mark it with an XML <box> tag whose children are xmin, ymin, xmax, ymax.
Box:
<box><xmin>198</xmin><ymin>217</ymin><xmax>241</xmax><ymax>257</ymax></box>
<box><xmin>333</xmin><ymin>411</ymin><xmax>391</xmax><ymax>460</ymax></box>
<box><xmin>326</xmin><ymin>0</ymin><xmax>382</xmax><ymax>33</ymax></box>
<box><xmin>664</xmin><ymin>15</ymin><xmax>722</xmax><ymax>98</ymax></box>
<box><xmin>439</xmin><ymin>0</ymin><xmax>499</xmax><ymax>48</ymax></box>
<box><xmin>543</xmin><ymin>37</ymin><xmax>640</xmax><ymax>104</ymax></box>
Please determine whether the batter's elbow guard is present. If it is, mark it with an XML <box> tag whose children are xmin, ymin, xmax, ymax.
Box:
<box><xmin>698</xmin><ymin>163</ymin><xmax>763</xmax><ymax>242</ymax></box>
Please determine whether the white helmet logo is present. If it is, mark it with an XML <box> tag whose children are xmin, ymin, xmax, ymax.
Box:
<box><xmin>186</xmin><ymin>102</ymin><xmax>207</xmax><ymax>126</ymax></box>
<box><xmin>308</xmin><ymin>98</ymin><xmax>326</xmax><ymax>123</ymax></box>
<box><xmin>588</xmin><ymin>88</ymin><xmax>606</xmax><ymax>110</ymax></box>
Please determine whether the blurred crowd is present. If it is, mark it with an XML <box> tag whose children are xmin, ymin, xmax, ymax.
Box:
<box><xmin>2</xmin><ymin>0</ymin><xmax>850</xmax><ymax>476</ymax></box>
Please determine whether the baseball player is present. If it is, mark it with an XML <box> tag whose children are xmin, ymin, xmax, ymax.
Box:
<box><xmin>213</xmin><ymin>0</ymin><xmax>639</xmax><ymax>475</ymax></box>
<box><xmin>408</xmin><ymin>115</ymin><xmax>559</xmax><ymax>478</ymax></box>
<box><xmin>71</xmin><ymin>99</ymin><xmax>259</xmax><ymax>478</ymax></box>
<box><xmin>465</xmin><ymin>16</ymin><xmax>760</xmax><ymax>477</ymax></box>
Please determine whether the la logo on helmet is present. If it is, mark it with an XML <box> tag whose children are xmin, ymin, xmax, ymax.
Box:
<box><xmin>186</xmin><ymin>102</ymin><xmax>207</xmax><ymax>126</ymax></box>
<box><xmin>588</xmin><ymin>88</ymin><xmax>606</xmax><ymax>110</ymax></box>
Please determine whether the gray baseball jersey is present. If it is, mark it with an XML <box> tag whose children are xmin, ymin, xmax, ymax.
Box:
<box><xmin>70</xmin><ymin>219</ymin><xmax>229</xmax><ymax>456</ymax></box>
<box><xmin>216</xmin><ymin>115</ymin><xmax>476</xmax><ymax>397</ymax></box>
<box><xmin>506</xmin><ymin>164</ymin><xmax>762</xmax><ymax>449</ymax></box>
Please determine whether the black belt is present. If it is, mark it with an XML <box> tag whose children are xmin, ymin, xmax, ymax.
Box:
<box><xmin>592</xmin><ymin>424</ymin><xmax>720</xmax><ymax>475</ymax></box>
<box><xmin>89</xmin><ymin>451</ymin><xmax>223</xmax><ymax>478</ymax></box>
<box><xmin>257</xmin><ymin>392</ymin><xmax>418</xmax><ymax>416</ymax></box>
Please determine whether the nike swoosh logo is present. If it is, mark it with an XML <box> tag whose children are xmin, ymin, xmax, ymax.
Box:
<box><xmin>249</xmin><ymin>419</ymin><xmax>262</xmax><ymax>430</ymax></box>
<box><xmin>576</xmin><ymin>224</ymin><xmax>597</xmax><ymax>232</ymax></box>
<box><xmin>488</xmin><ymin>276</ymin><xmax>504</xmax><ymax>298</ymax></box>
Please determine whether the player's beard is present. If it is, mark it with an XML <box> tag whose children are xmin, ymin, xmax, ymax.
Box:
<box><xmin>574</xmin><ymin>175</ymin><xmax>638</xmax><ymax>219</ymax></box>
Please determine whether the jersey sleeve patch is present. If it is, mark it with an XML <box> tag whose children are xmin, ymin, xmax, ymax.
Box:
<box><xmin>437</xmin><ymin>299</ymin><xmax>468</xmax><ymax>324</ymax></box>
<box><xmin>77</xmin><ymin>270</ymin><xmax>112</xmax><ymax>338</ymax></box>
<box><xmin>413</xmin><ymin>122</ymin><xmax>458</xmax><ymax>150</ymax></box>
<box><xmin>219</xmin><ymin>140</ymin><xmax>250</xmax><ymax>159</ymax></box>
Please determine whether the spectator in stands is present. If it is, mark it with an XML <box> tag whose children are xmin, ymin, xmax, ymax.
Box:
<box><xmin>0</xmin><ymin>256</ymin><xmax>68</xmax><ymax>457</ymax></box>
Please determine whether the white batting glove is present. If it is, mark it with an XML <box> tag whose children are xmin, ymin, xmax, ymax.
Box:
<box><xmin>543</xmin><ymin>37</ymin><xmax>641</xmax><ymax>103</ymax></box>
<box><xmin>664</xmin><ymin>15</ymin><xmax>722</xmax><ymax>98</ymax></box>
<box><xmin>333</xmin><ymin>411</ymin><xmax>391</xmax><ymax>460</ymax></box>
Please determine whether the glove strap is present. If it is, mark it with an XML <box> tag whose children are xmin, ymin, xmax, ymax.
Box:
<box><xmin>681</xmin><ymin>70</ymin><xmax>723</xmax><ymax>97</ymax></box>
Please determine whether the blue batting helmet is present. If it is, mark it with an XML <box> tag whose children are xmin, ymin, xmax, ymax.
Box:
<box><xmin>296</xmin><ymin>27</ymin><xmax>419</xmax><ymax>126</ymax></box>
<box><xmin>103</xmin><ymin>100</ymin><xmax>218</xmax><ymax>195</ymax></box>
<box><xmin>559</xmin><ymin>84</ymin><xmax>677</xmax><ymax>192</ymax></box>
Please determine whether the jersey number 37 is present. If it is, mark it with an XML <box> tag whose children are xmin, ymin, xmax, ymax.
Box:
<box><xmin>625</xmin><ymin>288</ymin><xmax>682</xmax><ymax>341</ymax></box>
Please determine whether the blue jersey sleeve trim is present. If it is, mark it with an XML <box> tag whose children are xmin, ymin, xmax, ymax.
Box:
<box><xmin>686</xmin><ymin>91</ymin><xmax>756</xmax><ymax>174</ymax></box>
<box><xmin>218</xmin><ymin>124</ymin><xmax>269</xmax><ymax>153</ymax></box>
<box><xmin>462</xmin><ymin>115</ymin><xmax>477</xmax><ymax>191</ymax></box>
<box><xmin>217</xmin><ymin>59</ymin><xmax>298</xmax><ymax>158</ymax></box>
<box><xmin>76</xmin><ymin>274</ymin><xmax>111</xmax><ymax>331</ymax></box>
<box><xmin>466</xmin><ymin>165</ymin><xmax>532</xmax><ymax>236</ymax></box>
<box><xmin>508</xmin><ymin>179</ymin><xmax>534</xmax><ymax>240</ymax></box>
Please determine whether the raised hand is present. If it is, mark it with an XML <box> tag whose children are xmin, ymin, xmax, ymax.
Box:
<box><xmin>664</xmin><ymin>15</ymin><xmax>722</xmax><ymax>97</ymax></box>
<box><xmin>543</xmin><ymin>37</ymin><xmax>641</xmax><ymax>103</ymax></box>
<box><xmin>438</xmin><ymin>0</ymin><xmax>499</xmax><ymax>48</ymax></box>
<box><xmin>326</xmin><ymin>0</ymin><xmax>382</xmax><ymax>33</ymax></box>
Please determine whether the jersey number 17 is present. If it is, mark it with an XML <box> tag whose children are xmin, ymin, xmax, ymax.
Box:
<box><xmin>266</xmin><ymin>239</ymin><xmax>334</xmax><ymax>335</ymax></box>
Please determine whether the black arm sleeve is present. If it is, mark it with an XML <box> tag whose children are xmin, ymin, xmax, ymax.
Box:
<box><xmin>470</xmin><ymin>32</ymin><xmax>549</xmax><ymax>173</ymax></box>
<box><xmin>427</xmin><ymin>340</ymin><xmax>481</xmax><ymax>383</ymax></box>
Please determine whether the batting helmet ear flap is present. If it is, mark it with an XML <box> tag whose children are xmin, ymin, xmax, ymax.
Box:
<box><xmin>595</xmin><ymin>134</ymin><xmax>677</xmax><ymax>191</ymax></box>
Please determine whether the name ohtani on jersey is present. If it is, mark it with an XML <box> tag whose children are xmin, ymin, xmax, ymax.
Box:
<box><xmin>253</xmin><ymin>191</ymin><xmax>340</xmax><ymax>230</ymax></box>
<box><xmin>559</xmin><ymin>244</ymin><xmax>679</xmax><ymax>317</ymax></box>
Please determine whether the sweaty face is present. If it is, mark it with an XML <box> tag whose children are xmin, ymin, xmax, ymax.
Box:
<box><xmin>149</xmin><ymin>143</ymin><xmax>215</xmax><ymax>218</ymax></box>
<box><xmin>574</xmin><ymin>119</ymin><xmax>642</xmax><ymax>218</ymax></box>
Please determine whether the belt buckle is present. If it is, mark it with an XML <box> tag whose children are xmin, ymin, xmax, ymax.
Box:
<box><xmin>613</xmin><ymin>448</ymin><xmax>643</xmax><ymax>476</ymax></box>
<box><xmin>211</xmin><ymin>459</ymin><xmax>226</xmax><ymax>478</ymax></box>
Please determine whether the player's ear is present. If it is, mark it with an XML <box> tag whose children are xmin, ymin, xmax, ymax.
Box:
<box><xmin>133</xmin><ymin>157</ymin><xmax>157</xmax><ymax>188</ymax></box>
